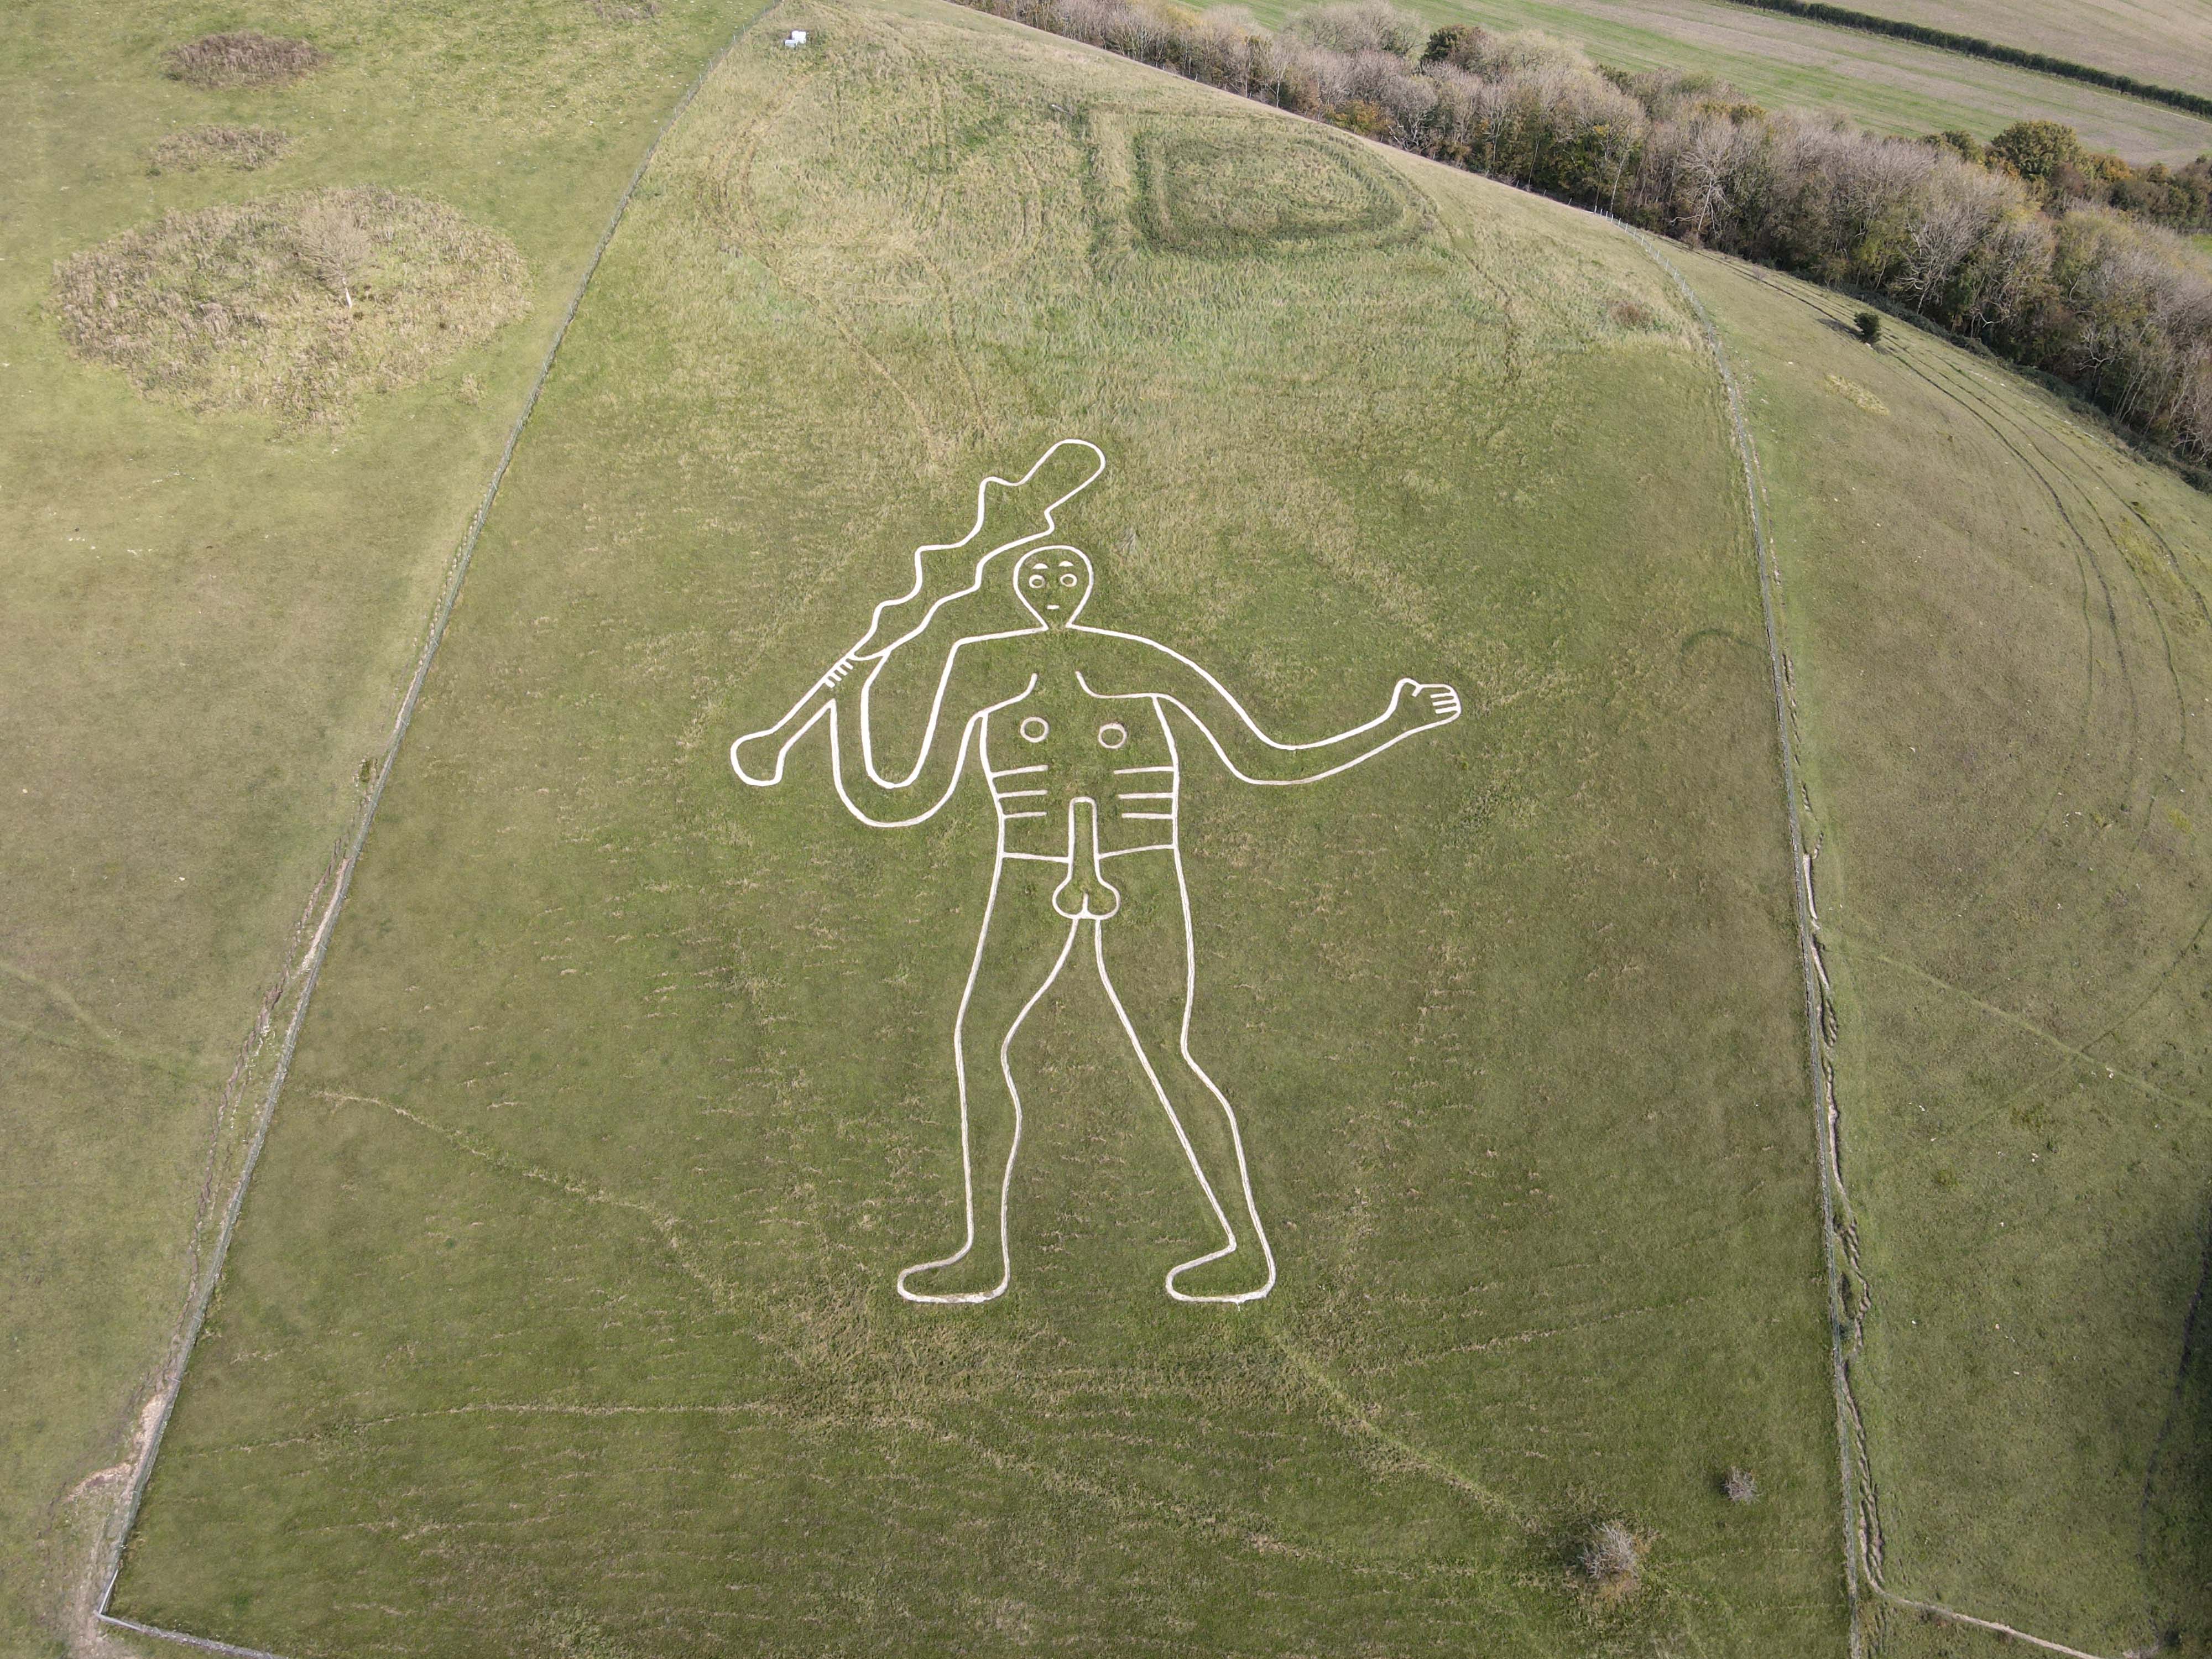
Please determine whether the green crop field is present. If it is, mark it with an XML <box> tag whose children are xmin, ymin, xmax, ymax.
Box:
<box><xmin>15</xmin><ymin>0</ymin><xmax>2212</xmax><ymax>1656</ymax></box>
<box><xmin>1206</xmin><ymin>0</ymin><xmax>2212</xmax><ymax>164</ymax></box>
<box><xmin>1855</xmin><ymin>0</ymin><xmax>2212</xmax><ymax>102</ymax></box>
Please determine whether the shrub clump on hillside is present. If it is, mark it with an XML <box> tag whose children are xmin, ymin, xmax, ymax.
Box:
<box><xmin>52</xmin><ymin>186</ymin><xmax>529</xmax><ymax>427</ymax></box>
<box><xmin>149</xmin><ymin>124</ymin><xmax>293</xmax><ymax>174</ymax></box>
<box><xmin>160</xmin><ymin>32</ymin><xmax>328</xmax><ymax>90</ymax></box>
<box><xmin>1575</xmin><ymin>1517</ymin><xmax>1648</xmax><ymax>1606</ymax></box>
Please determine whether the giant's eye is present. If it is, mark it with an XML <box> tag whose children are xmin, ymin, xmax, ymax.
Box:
<box><xmin>1027</xmin><ymin>574</ymin><xmax>1045</xmax><ymax>588</ymax></box>
<box><xmin>1060</xmin><ymin>573</ymin><xmax>1077</xmax><ymax>587</ymax></box>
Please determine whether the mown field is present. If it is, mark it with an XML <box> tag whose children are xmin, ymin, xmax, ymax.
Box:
<box><xmin>1858</xmin><ymin>0</ymin><xmax>2212</xmax><ymax>99</ymax></box>
<box><xmin>0</xmin><ymin>0</ymin><xmax>765</xmax><ymax>1651</ymax></box>
<box><xmin>1208</xmin><ymin>0</ymin><xmax>2212</xmax><ymax>164</ymax></box>
<box><xmin>1675</xmin><ymin>252</ymin><xmax>2212</xmax><ymax>1653</ymax></box>
<box><xmin>103</xmin><ymin>1</ymin><xmax>1855</xmax><ymax>1652</ymax></box>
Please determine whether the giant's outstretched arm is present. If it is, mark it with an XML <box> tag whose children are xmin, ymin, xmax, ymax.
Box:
<box><xmin>1079</xmin><ymin>633</ymin><xmax>1459</xmax><ymax>784</ymax></box>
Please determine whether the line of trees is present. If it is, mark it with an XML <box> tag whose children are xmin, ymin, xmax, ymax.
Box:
<box><xmin>958</xmin><ymin>0</ymin><xmax>2212</xmax><ymax>469</ymax></box>
<box><xmin>1709</xmin><ymin>0</ymin><xmax>2212</xmax><ymax>123</ymax></box>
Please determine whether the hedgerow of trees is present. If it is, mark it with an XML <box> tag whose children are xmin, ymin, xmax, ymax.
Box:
<box><xmin>961</xmin><ymin>0</ymin><xmax>2212</xmax><ymax>469</ymax></box>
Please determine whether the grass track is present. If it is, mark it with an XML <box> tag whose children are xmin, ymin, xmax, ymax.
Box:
<box><xmin>1202</xmin><ymin>0</ymin><xmax>2212</xmax><ymax>163</ymax></box>
<box><xmin>105</xmin><ymin>1</ymin><xmax>1850</xmax><ymax>1651</ymax></box>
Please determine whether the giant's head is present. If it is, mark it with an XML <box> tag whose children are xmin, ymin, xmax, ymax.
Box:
<box><xmin>1013</xmin><ymin>545</ymin><xmax>1093</xmax><ymax>628</ymax></box>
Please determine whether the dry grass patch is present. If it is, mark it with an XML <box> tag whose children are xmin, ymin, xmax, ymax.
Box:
<box><xmin>1578</xmin><ymin>1518</ymin><xmax>1651</xmax><ymax>1606</ymax></box>
<box><xmin>53</xmin><ymin>186</ymin><xmax>528</xmax><ymax>427</ymax></box>
<box><xmin>161</xmin><ymin>31</ymin><xmax>328</xmax><ymax>90</ymax></box>
<box><xmin>148</xmin><ymin>125</ymin><xmax>293</xmax><ymax>174</ymax></box>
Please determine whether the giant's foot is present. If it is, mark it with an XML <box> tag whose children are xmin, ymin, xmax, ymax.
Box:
<box><xmin>1164</xmin><ymin>1241</ymin><xmax>1274</xmax><ymax>1305</ymax></box>
<box><xmin>896</xmin><ymin>1245</ymin><xmax>1010</xmax><ymax>1305</ymax></box>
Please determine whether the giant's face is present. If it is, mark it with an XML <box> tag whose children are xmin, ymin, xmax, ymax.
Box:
<box><xmin>1015</xmin><ymin>547</ymin><xmax>1093</xmax><ymax>627</ymax></box>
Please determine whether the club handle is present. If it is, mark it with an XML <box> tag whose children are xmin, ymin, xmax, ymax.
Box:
<box><xmin>729</xmin><ymin>651</ymin><xmax>862</xmax><ymax>785</ymax></box>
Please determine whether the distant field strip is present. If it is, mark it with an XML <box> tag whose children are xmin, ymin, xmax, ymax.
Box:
<box><xmin>1798</xmin><ymin>0</ymin><xmax>2212</xmax><ymax>103</ymax></box>
<box><xmin>1710</xmin><ymin>0</ymin><xmax>2212</xmax><ymax>121</ymax></box>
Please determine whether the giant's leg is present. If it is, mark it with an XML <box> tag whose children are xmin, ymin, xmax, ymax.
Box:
<box><xmin>898</xmin><ymin>857</ymin><xmax>1081</xmax><ymax>1303</ymax></box>
<box><xmin>1093</xmin><ymin>851</ymin><xmax>1276</xmax><ymax>1304</ymax></box>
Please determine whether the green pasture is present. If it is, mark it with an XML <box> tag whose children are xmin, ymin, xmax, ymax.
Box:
<box><xmin>1204</xmin><ymin>0</ymin><xmax>2212</xmax><ymax>164</ymax></box>
<box><xmin>1838</xmin><ymin>0</ymin><xmax>2212</xmax><ymax>104</ymax></box>
<box><xmin>1674</xmin><ymin>252</ymin><xmax>2212</xmax><ymax>1652</ymax></box>
<box><xmin>0</xmin><ymin>0</ymin><xmax>764</xmax><ymax>1650</ymax></box>
<box><xmin>106</xmin><ymin>1</ymin><xmax>1849</xmax><ymax>1651</ymax></box>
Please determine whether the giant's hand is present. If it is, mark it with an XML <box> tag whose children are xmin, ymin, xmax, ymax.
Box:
<box><xmin>1387</xmin><ymin>678</ymin><xmax>1462</xmax><ymax>734</ymax></box>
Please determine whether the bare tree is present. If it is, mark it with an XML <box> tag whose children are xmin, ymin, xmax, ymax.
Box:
<box><xmin>1902</xmin><ymin>159</ymin><xmax>2013</xmax><ymax>310</ymax></box>
<box><xmin>294</xmin><ymin>198</ymin><xmax>373</xmax><ymax>316</ymax></box>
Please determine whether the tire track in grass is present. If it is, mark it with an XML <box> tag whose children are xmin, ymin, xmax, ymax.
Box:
<box><xmin>1720</xmin><ymin>271</ymin><xmax>2212</xmax><ymax>1187</ymax></box>
<box><xmin>83</xmin><ymin>7</ymin><xmax>787</xmax><ymax>1651</ymax></box>
<box><xmin>1895</xmin><ymin>353</ymin><xmax>2212</xmax><ymax>1068</ymax></box>
<box><xmin>1901</xmin><ymin>345</ymin><xmax>2180</xmax><ymax>896</ymax></box>
<box><xmin>1731</xmin><ymin>265</ymin><xmax>2194</xmax><ymax>1006</ymax></box>
<box><xmin>1724</xmin><ymin>267</ymin><xmax>2106</xmax><ymax>962</ymax></box>
<box><xmin>1759</xmin><ymin>276</ymin><xmax>2210</xmax><ymax>1143</ymax></box>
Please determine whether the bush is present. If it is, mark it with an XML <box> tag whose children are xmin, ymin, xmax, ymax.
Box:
<box><xmin>1855</xmin><ymin>310</ymin><xmax>1884</xmax><ymax>345</ymax></box>
<box><xmin>160</xmin><ymin>32</ymin><xmax>328</xmax><ymax>90</ymax></box>
<box><xmin>1724</xmin><ymin>1466</ymin><xmax>1759</xmax><ymax>1503</ymax></box>
<box><xmin>1988</xmin><ymin>119</ymin><xmax>2084</xmax><ymax>186</ymax></box>
<box><xmin>148</xmin><ymin>125</ymin><xmax>292</xmax><ymax>174</ymax></box>
<box><xmin>1577</xmin><ymin>1518</ymin><xmax>1647</xmax><ymax>1604</ymax></box>
<box><xmin>293</xmin><ymin>196</ymin><xmax>375</xmax><ymax>312</ymax></box>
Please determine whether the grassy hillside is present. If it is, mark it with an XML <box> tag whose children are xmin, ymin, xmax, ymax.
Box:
<box><xmin>1851</xmin><ymin>0</ymin><xmax>2212</xmax><ymax>101</ymax></box>
<box><xmin>102</xmin><ymin>1</ymin><xmax>1851</xmax><ymax>1653</ymax></box>
<box><xmin>0</xmin><ymin>0</ymin><xmax>766</xmax><ymax>1651</ymax></box>
<box><xmin>1674</xmin><ymin>251</ymin><xmax>2212</xmax><ymax>1652</ymax></box>
<box><xmin>1208</xmin><ymin>0</ymin><xmax>2212</xmax><ymax>164</ymax></box>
